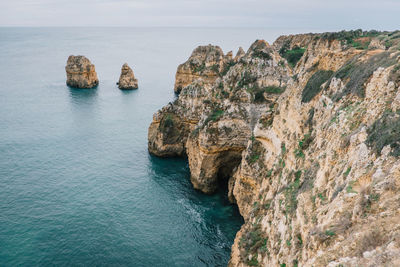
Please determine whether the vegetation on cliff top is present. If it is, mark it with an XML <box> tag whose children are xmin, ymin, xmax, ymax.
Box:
<box><xmin>367</xmin><ymin>110</ymin><xmax>400</xmax><ymax>157</ymax></box>
<box><xmin>251</xmin><ymin>40</ymin><xmax>273</xmax><ymax>60</ymax></box>
<box><xmin>204</xmin><ymin>109</ymin><xmax>224</xmax><ymax>125</ymax></box>
<box><xmin>247</xmin><ymin>85</ymin><xmax>286</xmax><ymax>103</ymax></box>
<box><xmin>252</xmin><ymin>50</ymin><xmax>272</xmax><ymax>60</ymax></box>
<box><xmin>279</xmin><ymin>42</ymin><xmax>306</xmax><ymax>68</ymax></box>
<box><xmin>302</xmin><ymin>70</ymin><xmax>334</xmax><ymax>102</ymax></box>
<box><xmin>332</xmin><ymin>52</ymin><xmax>398</xmax><ymax>101</ymax></box>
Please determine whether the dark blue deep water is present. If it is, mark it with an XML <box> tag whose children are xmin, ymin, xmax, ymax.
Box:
<box><xmin>0</xmin><ymin>27</ymin><xmax>283</xmax><ymax>266</ymax></box>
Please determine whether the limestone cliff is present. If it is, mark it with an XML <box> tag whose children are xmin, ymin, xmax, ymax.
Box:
<box><xmin>149</xmin><ymin>30</ymin><xmax>400</xmax><ymax>266</ymax></box>
<box><xmin>173</xmin><ymin>44</ymin><xmax>236</xmax><ymax>94</ymax></box>
<box><xmin>65</xmin><ymin>55</ymin><xmax>99</xmax><ymax>88</ymax></box>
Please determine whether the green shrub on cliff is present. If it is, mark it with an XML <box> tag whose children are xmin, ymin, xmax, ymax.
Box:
<box><xmin>320</xmin><ymin>29</ymin><xmax>370</xmax><ymax>42</ymax></box>
<box><xmin>279</xmin><ymin>43</ymin><xmax>306</xmax><ymax>68</ymax></box>
<box><xmin>211</xmin><ymin>64</ymin><xmax>219</xmax><ymax>72</ymax></box>
<box><xmin>246</xmin><ymin>139</ymin><xmax>265</xmax><ymax>166</ymax></box>
<box><xmin>252</xmin><ymin>50</ymin><xmax>272</xmax><ymax>60</ymax></box>
<box><xmin>238</xmin><ymin>71</ymin><xmax>257</xmax><ymax>88</ymax></box>
<box><xmin>294</xmin><ymin>134</ymin><xmax>313</xmax><ymax>159</ymax></box>
<box><xmin>204</xmin><ymin>109</ymin><xmax>224</xmax><ymax>125</ymax></box>
<box><xmin>160</xmin><ymin>114</ymin><xmax>174</xmax><ymax>131</ymax></box>
<box><xmin>220</xmin><ymin>60</ymin><xmax>236</xmax><ymax>76</ymax></box>
<box><xmin>284</xmin><ymin>174</ymin><xmax>302</xmax><ymax>215</ymax></box>
<box><xmin>247</xmin><ymin>85</ymin><xmax>286</xmax><ymax>103</ymax></box>
<box><xmin>193</xmin><ymin>63</ymin><xmax>206</xmax><ymax>73</ymax></box>
<box><xmin>302</xmin><ymin>70</ymin><xmax>334</xmax><ymax>103</ymax></box>
<box><xmin>351</xmin><ymin>39</ymin><xmax>371</xmax><ymax>50</ymax></box>
<box><xmin>366</xmin><ymin>110</ymin><xmax>400</xmax><ymax>157</ymax></box>
<box><xmin>164</xmin><ymin>114</ymin><xmax>174</xmax><ymax>127</ymax></box>
<box><xmin>318</xmin><ymin>30</ymin><xmax>389</xmax><ymax>50</ymax></box>
<box><xmin>239</xmin><ymin>223</ymin><xmax>268</xmax><ymax>265</ymax></box>
<box><xmin>332</xmin><ymin>52</ymin><xmax>398</xmax><ymax>101</ymax></box>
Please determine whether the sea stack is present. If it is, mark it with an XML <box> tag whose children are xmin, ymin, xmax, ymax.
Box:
<box><xmin>65</xmin><ymin>55</ymin><xmax>99</xmax><ymax>88</ymax></box>
<box><xmin>118</xmin><ymin>63</ymin><xmax>138</xmax><ymax>89</ymax></box>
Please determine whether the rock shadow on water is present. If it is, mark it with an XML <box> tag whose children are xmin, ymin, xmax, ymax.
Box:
<box><xmin>118</xmin><ymin>88</ymin><xmax>138</xmax><ymax>96</ymax></box>
<box><xmin>67</xmin><ymin>86</ymin><xmax>98</xmax><ymax>107</ymax></box>
<box><xmin>147</xmin><ymin>152</ymin><xmax>243</xmax><ymax>223</ymax></box>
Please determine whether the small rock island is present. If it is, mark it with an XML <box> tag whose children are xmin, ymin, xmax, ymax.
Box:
<box><xmin>118</xmin><ymin>63</ymin><xmax>138</xmax><ymax>89</ymax></box>
<box><xmin>65</xmin><ymin>55</ymin><xmax>99</xmax><ymax>88</ymax></box>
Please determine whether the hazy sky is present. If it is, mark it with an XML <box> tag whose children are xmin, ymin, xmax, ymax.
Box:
<box><xmin>1</xmin><ymin>0</ymin><xmax>399</xmax><ymax>30</ymax></box>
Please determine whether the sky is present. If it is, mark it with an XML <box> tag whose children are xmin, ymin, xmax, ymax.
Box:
<box><xmin>0</xmin><ymin>0</ymin><xmax>399</xmax><ymax>31</ymax></box>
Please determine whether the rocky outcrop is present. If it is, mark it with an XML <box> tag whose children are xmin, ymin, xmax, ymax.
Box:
<box><xmin>149</xmin><ymin>41</ymin><xmax>290</xmax><ymax>193</ymax></box>
<box><xmin>174</xmin><ymin>45</ymin><xmax>228</xmax><ymax>93</ymax></box>
<box><xmin>65</xmin><ymin>55</ymin><xmax>99</xmax><ymax>88</ymax></box>
<box><xmin>149</xmin><ymin>30</ymin><xmax>400</xmax><ymax>266</ymax></box>
<box><xmin>118</xmin><ymin>63</ymin><xmax>138</xmax><ymax>89</ymax></box>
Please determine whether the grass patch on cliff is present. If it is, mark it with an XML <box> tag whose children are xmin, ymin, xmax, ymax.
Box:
<box><xmin>193</xmin><ymin>63</ymin><xmax>206</xmax><ymax>73</ymax></box>
<box><xmin>319</xmin><ymin>29</ymin><xmax>380</xmax><ymax>44</ymax></box>
<box><xmin>302</xmin><ymin>70</ymin><xmax>334</xmax><ymax>103</ymax></box>
<box><xmin>351</xmin><ymin>38</ymin><xmax>371</xmax><ymax>50</ymax></box>
<box><xmin>366</xmin><ymin>110</ymin><xmax>400</xmax><ymax>157</ymax></box>
<box><xmin>252</xmin><ymin>50</ymin><xmax>272</xmax><ymax>60</ymax></box>
<box><xmin>220</xmin><ymin>60</ymin><xmax>236</xmax><ymax>76</ymax></box>
<box><xmin>283</xmin><ymin>174</ymin><xmax>302</xmax><ymax>215</ymax></box>
<box><xmin>237</xmin><ymin>71</ymin><xmax>257</xmax><ymax>89</ymax></box>
<box><xmin>163</xmin><ymin>114</ymin><xmax>174</xmax><ymax>128</ymax></box>
<box><xmin>331</xmin><ymin>52</ymin><xmax>398</xmax><ymax>101</ymax></box>
<box><xmin>246</xmin><ymin>139</ymin><xmax>265</xmax><ymax>166</ymax></box>
<box><xmin>294</xmin><ymin>149</ymin><xmax>305</xmax><ymax>159</ymax></box>
<box><xmin>325</xmin><ymin>230</ymin><xmax>336</xmax><ymax>237</ymax></box>
<box><xmin>210</xmin><ymin>64</ymin><xmax>219</xmax><ymax>73</ymax></box>
<box><xmin>247</xmin><ymin>85</ymin><xmax>286</xmax><ymax>103</ymax></box>
<box><xmin>204</xmin><ymin>109</ymin><xmax>224</xmax><ymax>125</ymax></box>
<box><xmin>279</xmin><ymin>42</ymin><xmax>306</xmax><ymax>68</ymax></box>
<box><xmin>299</xmin><ymin>134</ymin><xmax>313</xmax><ymax>150</ymax></box>
<box><xmin>294</xmin><ymin>134</ymin><xmax>313</xmax><ymax>159</ymax></box>
<box><xmin>159</xmin><ymin>113</ymin><xmax>182</xmax><ymax>145</ymax></box>
<box><xmin>239</xmin><ymin>223</ymin><xmax>269</xmax><ymax>265</ymax></box>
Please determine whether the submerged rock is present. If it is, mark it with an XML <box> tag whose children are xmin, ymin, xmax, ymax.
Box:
<box><xmin>118</xmin><ymin>63</ymin><xmax>138</xmax><ymax>90</ymax></box>
<box><xmin>65</xmin><ymin>55</ymin><xmax>99</xmax><ymax>88</ymax></box>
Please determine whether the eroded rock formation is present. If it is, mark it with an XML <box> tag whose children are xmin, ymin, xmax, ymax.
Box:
<box><xmin>118</xmin><ymin>63</ymin><xmax>138</xmax><ymax>89</ymax></box>
<box><xmin>149</xmin><ymin>30</ymin><xmax>400</xmax><ymax>266</ymax></box>
<box><xmin>65</xmin><ymin>55</ymin><xmax>99</xmax><ymax>88</ymax></box>
<box><xmin>174</xmin><ymin>44</ymin><xmax>229</xmax><ymax>93</ymax></box>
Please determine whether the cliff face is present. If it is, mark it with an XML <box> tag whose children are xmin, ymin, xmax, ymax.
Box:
<box><xmin>148</xmin><ymin>30</ymin><xmax>400</xmax><ymax>266</ymax></box>
<box><xmin>173</xmin><ymin>44</ymin><xmax>235</xmax><ymax>94</ymax></box>
<box><xmin>65</xmin><ymin>55</ymin><xmax>99</xmax><ymax>88</ymax></box>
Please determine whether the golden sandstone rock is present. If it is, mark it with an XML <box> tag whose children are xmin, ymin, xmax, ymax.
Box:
<box><xmin>173</xmin><ymin>44</ymin><xmax>226</xmax><ymax>93</ymax></box>
<box><xmin>65</xmin><ymin>55</ymin><xmax>98</xmax><ymax>88</ymax></box>
<box><xmin>118</xmin><ymin>63</ymin><xmax>138</xmax><ymax>90</ymax></box>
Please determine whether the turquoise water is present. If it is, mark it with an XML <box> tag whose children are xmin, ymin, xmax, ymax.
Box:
<box><xmin>0</xmin><ymin>27</ymin><xmax>283</xmax><ymax>266</ymax></box>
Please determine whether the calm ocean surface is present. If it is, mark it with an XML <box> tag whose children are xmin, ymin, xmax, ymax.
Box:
<box><xmin>0</xmin><ymin>27</ymin><xmax>293</xmax><ymax>266</ymax></box>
